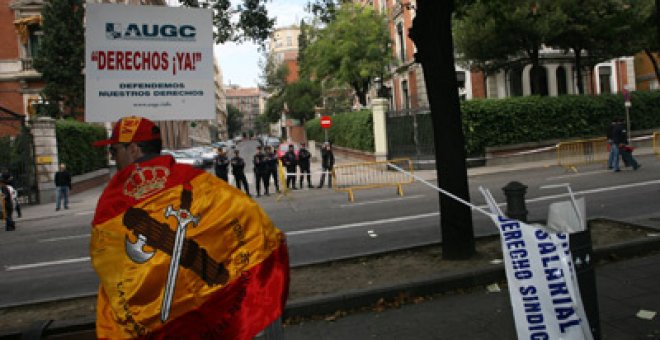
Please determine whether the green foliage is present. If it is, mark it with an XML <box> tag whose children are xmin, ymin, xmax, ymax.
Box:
<box><xmin>55</xmin><ymin>119</ymin><xmax>107</xmax><ymax>176</ymax></box>
<box><xmin>305</xmin><ymin>110</ymin><xmax>374</xmax><ymax>151</ymax></box>
<box><xmin>461</xmin><ymin>91</ymin><xmax>660</xmax><ymax>156</ymax></box>
<box><xmin>180</xmin><ymin>0</ymin><xmax>274</xmax><ymax>45</ymax></box>
<box><xmin>227</xmin><ymin>104</ymin><xmax>243</xmax><ymax>138</ymax></box>
<box><xmin>301</xmin><ymin>4</ymin><xmax>391</xmax><ymax>106</ymax></box>
<box><xmin>33</xmin><ymin>0</ymin><xmax>84</xmax><ymax>117</ymax></box>
<box><xmin>283</xmin><ymin>80</ymin><xmax>322</xmax><ymax>122</ymax></box>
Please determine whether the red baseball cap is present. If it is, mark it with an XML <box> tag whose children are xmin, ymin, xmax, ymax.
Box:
<box><xmin>93</xmin><ymin>116</ymin><xmax>161</xmax><ymax>147</ymax></box>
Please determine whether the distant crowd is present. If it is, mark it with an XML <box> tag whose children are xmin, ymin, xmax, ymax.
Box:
<box><xmin>212</xmin><ymin>142</ymin><xmax>335</xmax><ymax>197</ymax></box>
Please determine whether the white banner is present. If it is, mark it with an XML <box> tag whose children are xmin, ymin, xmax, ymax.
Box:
<box><xmin>492</xmin><ymin>215</ymin><xmax>593</xmax><ymax>340</ymax></box>
<box><xmin>85</xmin><ymin>4</ymin><xmax>214</xmax><ymax>122</ymax></box>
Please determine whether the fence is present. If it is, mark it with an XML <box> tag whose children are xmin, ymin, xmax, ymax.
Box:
<box><xmin>333</xmin><ymin>158</ymin><xmax>414</xmax><ymax>202</ymax></box>
<box><xmin>556</xmin><ymin>137</ymin><xmax>609</xmax><ymax>172</ymax></box>
<box><xmin>385</xmin><ymin>108</ymin><xmax>435</xmax><ymax>168</ymax></box>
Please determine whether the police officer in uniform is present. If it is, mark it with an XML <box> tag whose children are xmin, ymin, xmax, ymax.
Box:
<box><xmin>298</xmin><ymin>143</ymin><xmax>312</xmax><ymax>189</ymax></box>
<box><xmin>265</xmin><ymin>146</ymin><xmax>280</xmax><ymax>193</ymax></box>
<box><xmin>214</xmin><ymin>148</ymin><xmax>230</xmax><ymax>182</ymax></box>
<box><xmin>231</xmin><ymin>149</ymin><xmax>250</xmax><ymax>196</ymax></box>
<box><xmin>253</xmin><ymin>146</ymin><xmax>270</xmax><ymax>197</ymax></box>
<box><xmin>317</xmin><ymin>143</ymin><xmax>335</xmax><ymax>189</ymax></box>
<box><xmin>282</xmin><ymin>144</ymin><xmax>298</xmax><ymax>189</ymax></box>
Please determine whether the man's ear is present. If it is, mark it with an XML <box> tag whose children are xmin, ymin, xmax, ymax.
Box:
<box><xmin>127</xmin><ymin>142</ymin><xmax>143</xmax><ymax>159</ymax></box>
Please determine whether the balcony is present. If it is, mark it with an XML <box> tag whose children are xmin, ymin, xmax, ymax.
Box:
<box><xmin>21</xmin><ymin>58</ymin><xmax>34</xmax><ymax>71</ymax></box>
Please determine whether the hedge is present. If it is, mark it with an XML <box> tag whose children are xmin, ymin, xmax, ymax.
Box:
<box><xmin>306</xmin><ymin>91</ymin><xmax>660</xmax><ymax>156</ymax></box>
<box><xmin>462</xmin><ymin>91</ymin><xmax>660</xmax><ymax>155</ymax></box>
<box><xmin>56</xmin><ymin>119</ymin><xmax>108</xmax><ymax>176</ymax></box>
<box><xmin>305</xmin><ymin>110</ymin><xmax>374</xmax><ymax>151</ymax></box>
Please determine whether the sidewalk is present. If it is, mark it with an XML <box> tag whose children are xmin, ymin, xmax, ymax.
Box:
<box><xmin>16</xmin><ymin>184</ymin><xmax>105</xmax><ymax>224</ymax></box>
<box><xmin>283</xmin><ymin>253</ymin><xmax>660</xmax><ymax>340</ymax></box>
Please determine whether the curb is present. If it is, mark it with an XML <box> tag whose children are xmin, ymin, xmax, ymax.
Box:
<box><xmin>2</xmin><ymin>220</ymin><xmax>660</xmax><ymax>339</ymax></box>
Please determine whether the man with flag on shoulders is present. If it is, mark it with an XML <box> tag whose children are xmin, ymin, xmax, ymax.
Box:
<box><xmin>91</xmin><ymin>116</ymin><xmax>289</xmax><ymax>339</ymax></box>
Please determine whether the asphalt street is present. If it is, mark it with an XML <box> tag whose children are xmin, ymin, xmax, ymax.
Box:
<box><xmin>0</xmin><ymin>140</ymin><xmax>658</xmax><ymax>307</ymax></box>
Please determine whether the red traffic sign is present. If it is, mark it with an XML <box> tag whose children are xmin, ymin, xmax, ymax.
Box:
<box><xmin>320</xmin><ymin>115</ymin><xmax>332</xmax><ymax>129</ymax></box>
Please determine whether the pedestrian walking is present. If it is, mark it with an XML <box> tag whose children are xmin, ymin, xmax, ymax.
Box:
<box><xmin>317</xmin><ymin>143</ymin><xmax>335</xmax><ymax>189</ymax></box>
<box><xmin>298</xmin><ymin>143</ymin><xmax>312</xmax><ymax>189</ymax></box>
<box><xmin>606</xmin><ymin>117</ymin><xmax>619</xmax><ymax>170</ymax></box>
<box><xmin>214</xmin><ymin>148</ymin><xmax>230</xmax><ymax>182</ymax></box>
<box><xmin>90</xmin><ymin>116</ymin><xmax>288</xmax><ymax>338</ymax></box>
<box><xmin>265</xmin><ymin>146</ymin><xmax>280</xmax><ymax>193</ymax></box>
<box><xmin>6</xmin><ymin>182</ymin><xmax>21</xmax><ymax>218</ymax></box>
<box><xmin>54</xmin><ymin>163</ymin><xmax>72</xmax><ymax>210</ymax></box>
<box><xmin>231</xmin><ymin>149</ymin><xmax>251</xmax><ymax>196</ymax></box>
<box><xmin>1</xmin><ymin>173</ymin><xmax>15</xmax><ymax>231</ymax></box>
<box><xmin>253</xmin><ymin>146</ymin><xmax>270</xmax><ymax>197</ymax></box>
<box><xmin>282</xmin><ymin>144</ymin><xmax>298</xmax><ymax>190</ymax></box>
<box><xmin>612</xmin><ymin>118</ymin><xmax>640</xmax><ymax>172</ymax></box>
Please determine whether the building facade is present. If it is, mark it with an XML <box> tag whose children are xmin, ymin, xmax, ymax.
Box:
<box><xmin>225</xmin><ymin>85</ymin><xmax>267</xmax><ymax>136</ymax></box>
<box><xmin>269</xmin><ymin>25</ymin><xmax>300</xmax><ymax>84</ymax></box>
<box><xmin>366</xmin><ymin>0</ymin><xmax>644</xmax><ymax>113</ymax></box>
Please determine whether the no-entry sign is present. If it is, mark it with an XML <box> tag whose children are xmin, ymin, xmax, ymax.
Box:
<box><xmin>320</xmin><ymin>115</ymin><xmax>332</xmax><ymax>129</ymax></box>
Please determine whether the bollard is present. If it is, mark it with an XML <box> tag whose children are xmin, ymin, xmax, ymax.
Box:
<box><xmin>502</xmin><ymin>181</ymin><xmax>528</xmax><ymax>222</ymax></box>
<box><xmin>570</xmin><ymin>226</ymin><xmax>601</xmax><ymax>340</ymax></box>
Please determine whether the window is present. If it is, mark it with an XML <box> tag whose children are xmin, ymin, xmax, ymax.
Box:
<box><xmin>397</xmin><ymin>22</ymin><xmax>406</xmax><ymax>62</ymax></box>
<box><xmin>599</xmin><ymin>66</ymin><xmax>612</xmax><ymax>94</ymax></box>
<box><xmin>401</xmin><ymin>80</ymin><xmax>410</xmax><ymax>110</ymax></box>
<box><xmin>509</xmin><ymin>67</ymin><xmax>523</xmax><ymax>97</ymax></box>
<box><xmin>286</xmin><ymin>36</ymin><xmax>292</xmax><ymax>47</ymax></box>
<box><xmin>28</xmin><ymin>27</ymin><xmax>42</xmax><ymax>58</ymax></box>
<box><xmin>456</xmin><ymin>71</ymin><xmax>466</xmax><ymax>100</ymax></box>
<box><xmin>556</xmin><ymin>66</ymin><xmax>567</xmax><ymax>95</ymax></box>
<box><xmin>530</xmin><ymin>65</ymin><xmax>548</xmax><ymax>96</ymax></box>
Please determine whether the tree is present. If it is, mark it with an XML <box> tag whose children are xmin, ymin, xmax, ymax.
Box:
<box><xmin>227</xmin><ymin>104</ymin><xmax>243</xmax><ymax>137</ymax></box>
<box><xmin>33</xmin><ymin>0</ymin><xmax>84</xmax><ymax>117</ymax></box>
<box><xmin>180</xmin><ymin>0</ymin><xmax>274</xmax><ymax>45</ymax></box>
<box><xmin>305</xmin><ymin>0</ymin><xmax>352</xmax><ymax>24</ymax></box>
<box><xmin>301</xmin><ymin>4</ymin><xmax>391</xmax><ymax>107</ymax></box>
<box><xmin>282</xmin><ymin>79</ymin><xmax>321</xmax><ymax>122</ymax></box>
<box><xmin>454</xmin><ymin>0</ymin><xmax>565</xmax><ymax>95</ymax></box>
<box><xmin>410</xmin><ymin>1</ymin><xmax>475</xmax><ymax>260</ymax></box>
<box><xmin>547</xmin><ymin>0</ymin><xmax>655</xmax><ymax>94</ymax></box>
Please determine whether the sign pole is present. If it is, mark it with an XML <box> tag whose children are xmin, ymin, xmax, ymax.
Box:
<box><xmin>324</xmin><ymin>129</ymin><xmax>328</xmax><ymax>143</ymax></box>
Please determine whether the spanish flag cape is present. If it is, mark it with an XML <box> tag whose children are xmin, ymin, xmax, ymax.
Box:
<box><xmin>91</xmin><ymin>155</ymin><xmax>289</xmax><ymax>339</ymax></box>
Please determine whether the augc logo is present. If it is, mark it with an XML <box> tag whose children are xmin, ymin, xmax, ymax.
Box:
<box><xmin>105</xmin><ymin>23</ymin><xmax>197</xmax><ymax>41</ymax></box>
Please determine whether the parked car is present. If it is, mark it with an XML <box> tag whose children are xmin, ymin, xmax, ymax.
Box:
<box><xmin>264</xmin><ymin>137</ymin><xmax>280</xmax><ymax>149</ymax></box>
<box><xmin>276</xmin><ymin>143</ymin><xmax>299</xmax><ymax>159</ymax></box>
<box><xmin>161</xmin><ymin>150</ymin><xmax>204</xmax><ymax>168</ymax></box>
<box><xmin>186</xmin><ymin>146</ymin><xmax>216</xmax><ymax>167</ymax></box>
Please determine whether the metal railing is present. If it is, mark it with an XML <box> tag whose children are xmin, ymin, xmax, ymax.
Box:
<box><xmin>556</xmin><ymin>137</ymin><xmax>609</xmax><ymax>172</ymax></box>
<box><xmin>333</xmin><ymin>158</ymin><xmax>414</xmax><ymax>202</ymax></box>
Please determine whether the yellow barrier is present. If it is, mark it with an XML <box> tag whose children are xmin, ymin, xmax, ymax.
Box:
<box><xmin>276</xmin><ymin>159</ymin><xmax>289</xmax><ymax>201</ymax></box>
<box><xmin>654</xmin><ymin>132</ymin><xmax>660</xmax><ymax>157</ymax></box>
<box><xmin>556</xmin><ymin>137</ymin><xmax>609</xmax><ymax>172</ymax></box>
<box><xmin>333</xmin><ymin>158</ymin><xmax>414</xmax><ymax>202</ymax></box>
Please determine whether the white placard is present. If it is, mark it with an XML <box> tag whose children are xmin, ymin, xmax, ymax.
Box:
<box><xmin>85</xmin><ymin>4</ymin><xmax>214</xmax><ymax>122</ymax></box>
<box><xmin>492</xmin><ymin>215</ymin><xmax>593</xmax><ymax>340</ymax></box>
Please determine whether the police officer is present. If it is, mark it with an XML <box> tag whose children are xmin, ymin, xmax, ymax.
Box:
<box><xmin>253</xmin><ymin>146</ymin><xmax>270</xmax><ymax>197</ymax></box>
<box><xmin>265</xmin><ymin>146</ymin><xmax>280</xmax><ymax>193</ymax></box>
<box><xmin>298</xmin><ymin>143</ymin><xmax>312</xmax><ymax>189</ymax></box>
<box><xmin>282</xmin><ymin>144</ymin><xmax>298</xmax><ymax>189</ymax></box>
<box><xmin>317</xmin><ymin>143</ymin><xmax>335</xmax><ymax>189</ymax></box>
<box><xmin>1</xmin><ymin>173</ymin><xmax>15</xmax><ymax>231</ymax></box>
<box><xmin>231</xmin><ymin>149</ymin><xmax>250</xmax><ymax>196</ymax></box>
<box><xmin>214</xmin><ymin>148</ymin><xmax>230</xmax><ymax>182</ymax></box>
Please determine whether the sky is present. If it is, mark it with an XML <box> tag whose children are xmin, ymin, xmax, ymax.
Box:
<box><xmin>214</xmin><ymin>0</ymin><xmax>311</xmax><ymax>88</ymax></box>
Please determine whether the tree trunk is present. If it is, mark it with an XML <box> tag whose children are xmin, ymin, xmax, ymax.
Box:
<box><xmin>409</xmin><ymin>0</ymin><xmax>475</xmax><ymax>260</ymax></box>
<box><xmin>352</xmin><ymin>81</ymin><xmax>368</xmax><ymax>107</ymax></box>
<box><xmin>644</xmin><ymin>48</ymin><xmax>660</xmax><ymax>84</ymax></box>
<box><xmin>574</xmin><ymin>48</ymin><xmax>584</xmax><ymax>95</ymax></box>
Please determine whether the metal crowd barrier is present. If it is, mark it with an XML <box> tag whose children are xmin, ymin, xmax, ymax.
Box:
<box><xmin>556</xmin><ymin>137</ymin><xmax>608</xmax><ymax>172</ymax></box>
<box><xmin>333</xmin><ymin>158</ymin><xmax>414</xmax><ymax>202</ymax></box>
<box><xmin>654</xmin><ymin>132</ymin><xmax>660</xmax><ymax>157</ymax></box>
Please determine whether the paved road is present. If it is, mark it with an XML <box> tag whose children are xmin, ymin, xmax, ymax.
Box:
<box><xmin>0</xmin><ymin>147</ymin><xmax>658</xmax><ymax>307</ymax></box>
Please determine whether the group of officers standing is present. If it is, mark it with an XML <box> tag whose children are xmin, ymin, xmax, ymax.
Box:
<box><xmin>212</xmin><ymin>141</ymin><xmax>335</xmax><ymax>197</ymax></box>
